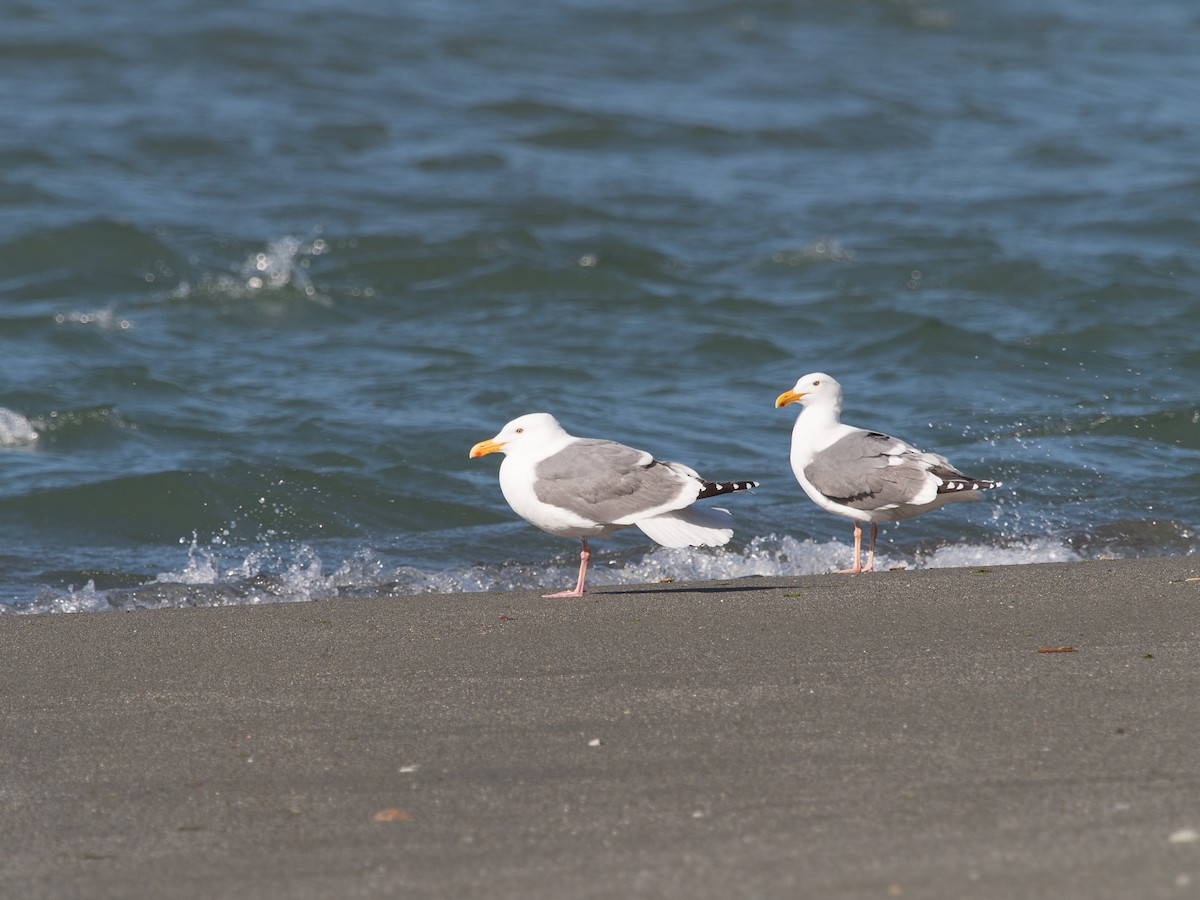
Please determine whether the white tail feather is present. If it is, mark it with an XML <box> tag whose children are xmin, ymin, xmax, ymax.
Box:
<box><xmin>634</xmin><ymin>506</ymin><xmax>734</xmax><ymax>548</ymax></box>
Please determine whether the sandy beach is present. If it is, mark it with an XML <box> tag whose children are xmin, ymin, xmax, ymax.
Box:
<box><xmin>4</xmin><ymin>556</ymin><xmax>1200</xmax><ymax>899</ymax></box>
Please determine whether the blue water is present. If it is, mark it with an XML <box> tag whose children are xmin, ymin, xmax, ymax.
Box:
<box><xmin>2</xmin><ymin>1</ymin><xmax>1198</xmax><ymax>613</ymax></box>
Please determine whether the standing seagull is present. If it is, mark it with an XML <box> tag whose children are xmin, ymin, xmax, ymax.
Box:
<box><xmin>775</xmin><ymin>373</ymin><xmax>1000</xmax><ymax>574</ymax></box>
<box><xmin>470</xmin><ymin>413</ymin><xmax>757</xmax><ymax>597</ymax></box>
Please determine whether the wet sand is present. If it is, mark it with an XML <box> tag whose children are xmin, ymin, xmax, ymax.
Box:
<box><xmin>4</xmin><ymin>557</ymin><xmax>1200</xmax><ymax>899</ymax></box>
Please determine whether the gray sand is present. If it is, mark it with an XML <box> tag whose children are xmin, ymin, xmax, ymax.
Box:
<box><xmin>4</xmin><ymin>557</ymin><xmax>1200</xmax><ymax>899</ymax></box>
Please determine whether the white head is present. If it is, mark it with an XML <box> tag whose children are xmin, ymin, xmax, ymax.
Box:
<box><xmin>774</xmin><ymin>372</ymin><xmax>843</xmax><ymax>412</ymax></box>
<box><xmin>469</xmin><ymin>412</ymin><xmax>571</xmax><ymax>459</ymax></box>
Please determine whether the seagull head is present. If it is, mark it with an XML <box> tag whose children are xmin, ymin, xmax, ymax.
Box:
<box><xmin>775</xmin><ymin>372</ymin><xmax>842</xmax><ymax>410</ymax></box>
<box><xmin>469</xmin><ymin>412</ymin><xmax>570</xmax><ymax>459</ymax></box>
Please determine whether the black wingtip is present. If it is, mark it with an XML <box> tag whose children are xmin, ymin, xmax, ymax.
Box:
<box><xmin>697</xmin><ymin>479</ymin><xmax>759</xmax><ymax>499</ymax></box>
<box><xmin>940</xmin><ymin>477</ymin><xmax>1001</xmax><ymax>493</ymax></box>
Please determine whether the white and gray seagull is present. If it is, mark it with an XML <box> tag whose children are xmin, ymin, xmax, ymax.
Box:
<box><xmin>470</xmin><ymin>413</ymin><xmax>757</xmax><ymax>597</ymax></box>
<box><xmin>775</xmin><ymin>373</ymin><xmax>1000</xmax><ymax>574</ymax></box>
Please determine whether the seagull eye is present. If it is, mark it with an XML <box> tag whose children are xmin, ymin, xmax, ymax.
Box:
<box><xmin>812</xmin><ymin>379</ymin><xmax>821</xmax><ymax>386</ymax></box>
<box><xmin>515</xmin><ymin>428</ymin><xmax>524</xmax><ymax>434</ymax></box>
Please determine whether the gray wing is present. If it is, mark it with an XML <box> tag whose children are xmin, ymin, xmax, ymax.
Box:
<box><xmin>533</xmin><ymin>439</ymin><xmax>697</xmax><ymax>524</ymax></box>
<box><xmin>804</xmin><ymin>431</ymin><xmax>944</xmax><ymax>511</ymax></box>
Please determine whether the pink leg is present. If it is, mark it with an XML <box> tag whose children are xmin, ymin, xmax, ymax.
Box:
<box><xmin>863</xmin><ymin>523</ymin><xmax>878</xmax><ymax>573</ymax></box>
<box><xmin>543</xmin><ymin>538</ymin><xmax>589</xmax><ymax>598</ymax></box>
<box><xmin>837</xmin><ymin>523</ymin><xmax>865</xmax><ymax>574</ymax></box>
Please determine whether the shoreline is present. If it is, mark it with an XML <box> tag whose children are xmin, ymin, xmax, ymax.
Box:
<box><xmin>4</xmin><ymin>556</ymin><xmax>1200</xmax><ymax>899</ymax></box>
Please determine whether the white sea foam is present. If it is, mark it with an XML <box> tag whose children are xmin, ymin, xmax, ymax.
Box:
<box><xmin>164</xmin><ymin>234</ymin><xmax>334</xmax><ymax>305</ymax></box>
<box><xmin>238</xmin><ymin>235</ymin><xmax>319</xmax><ymax>296</ymax></box>
<box><xmin>420</xmin><ymin>534</ymin><xmax>1083</xmax><ymax>593</ymax></box>
<box><xmin>0</xmin><ymin>408</ymin><xmax>38</xmax><ymax>447</ymax></box>
<box><xmin>1</xmin><ymin>533</ymin><xmax>1089</xmax><ymax>615</ymax></box>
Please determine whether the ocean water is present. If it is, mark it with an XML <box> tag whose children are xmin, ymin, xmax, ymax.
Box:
<box><xmin>2</xmin><ymin>0</ymin><xmax>1198</xmax><ymax>613</ymax></box>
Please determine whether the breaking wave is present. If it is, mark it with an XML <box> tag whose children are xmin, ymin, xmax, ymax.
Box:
<box><xmin>1</xmin><ymin>532</ymin><xmax>1090</xmax><ymax>616</ymax></box>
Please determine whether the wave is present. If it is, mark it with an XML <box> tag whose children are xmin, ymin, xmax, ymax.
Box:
<box><xmin>168</xmin><ymin>234</ymin><xmax>331</xmax><ymax>304</ymax></box>
<box><xmin>1</xmin><ymin>532</ymin><xmax>1089</xmax><ymax>616</ymax></box>
<box><xmin>0</xmin><ymin>410</ymin><xmax>38</xmax><ymax>448</ymax></box>
<box><xmin>0</xmin><ymin>408</ymin><xmax>38</xmax><ymax>447</ymax></box>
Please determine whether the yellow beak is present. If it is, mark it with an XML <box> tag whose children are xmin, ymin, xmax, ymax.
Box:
<box><xmin>469</xmin><ymin>438</ymin><xmax>506</xmax><ymax>459</ymax></box>
<box><xmin>775</xmin><ymin>389</ymin><xmax>805</xmax><ymax>408</ymax></box>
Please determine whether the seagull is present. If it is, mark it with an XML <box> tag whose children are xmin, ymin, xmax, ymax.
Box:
<box><xmin>470</xmin><ymin>413</ymin><xmax>757</xmax><ymax>597</ymax></box>
<box><xmin>775</xmin><ymin>373</ymin><xmax>1000</xmax><ymax>573</ymax></box>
